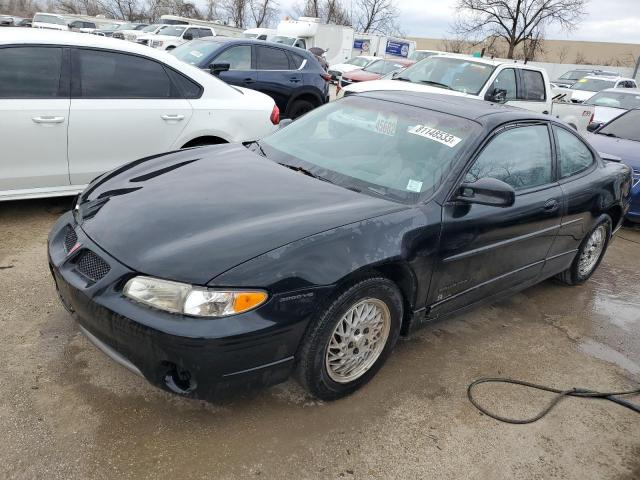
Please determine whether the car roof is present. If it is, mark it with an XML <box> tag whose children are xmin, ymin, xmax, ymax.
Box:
<box><xmin>357</xmin><ymin>90</ymin><xmax>550</xmax><ymax>125</ymax></box>
<box><xmin>582</xmin><ymin>75</ymin><xmax>631</xmax><ymax>81</ymax></box>
<box><xmin>597</xmin><ymin>87</ymin><xmax>640</xmax><ymax>94</ymax></box>
<box><xmin>0</xmin><ymin>28</ymin><xmax>192</xmax><ymax>64</ymax></box>
<box><xmin>190</xmin><ymin>36</ymin><xmax>314</xmax><ymax>56</ymax></box>
<box><xmin>428</xmin><ymin>53</ymin><xmax>545</xmax><ymax>71</ymax></box>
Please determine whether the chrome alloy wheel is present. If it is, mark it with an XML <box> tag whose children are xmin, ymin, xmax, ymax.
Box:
<box><xmin>578</xmin><ymin>225</ymin><xmax>607</xmax><ymax>276</ymax></box>
<box><xmin>325</xmin><ymin>298</ymin><xmax>391</xmax><ymax>384</ymax></box>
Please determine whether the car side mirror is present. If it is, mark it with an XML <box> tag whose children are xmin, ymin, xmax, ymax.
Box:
<box><xmin>209</xmin><ymin>63</ymin><xmax>230</xmax><ymax>75</ymax></box>
<box><xmin>455</xmin><ymin>177</ymin><xmax>515</xmax><ymax>207</ymax></box>
<box><xmin>587</xmin><ymin>121</ymin><xmax>603</xmax><ymax>133</ymax></box>
<box><xmin>279</xmin><ymin>118</ymin><xmax>293</xmax><ymax>129</ymax></box>
<box><xmin>183</xmin><ymin>33</ymin><xmax>193</xmax><ymax>41</ymax></box>
<box><xmin>485</xmin><ymin>88</ymin><xmax>507</xmax><ymax>104</ymax></box>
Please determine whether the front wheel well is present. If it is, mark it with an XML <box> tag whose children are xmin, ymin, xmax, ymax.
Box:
<box><xmin>181</xmin><ymin>136</ymin><xmax>228</xmax><ymax>148</ymax></box>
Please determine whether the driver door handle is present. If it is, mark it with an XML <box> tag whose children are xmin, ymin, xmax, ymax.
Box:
<box><xmin>243</xmin><ymin>78</ymin><xmax>256</xmax><ymax>84</ymax></box>
<box><xmin>32</xmin><ymin>116</ymin><xmax>65</xmax><ymax>124</ymax></box>
<box><xmin>543</xmin><ymin>199</ymin><xmax>559</xmax><ymax>212</ymax></box>
<box><xmin>161</xmin><ymin>114</ymin><xmax>185</xmax><ymax>121</ymax></box>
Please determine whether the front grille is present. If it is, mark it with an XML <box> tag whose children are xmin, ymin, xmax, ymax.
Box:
<box><xmin>112</xmin><ymin>32</ymin><xmax>124</xmax><ymax>39</ymax></box>
<box><xmin>151</xmin><ymin>40</ymin><xmax>162</xmax><ymax>48</ymax></box>
<box><xmin>64</xmin><ymin>226</ymin><xmax>77</xmax><ymax>253</ymax></box>
<box><xmin>137</xmin><ymin>39</ymin><xmax>148</xmax><ymax>45</ymax></box>
<box><xmin>75</xmin><ymin>250</ymin><xmax>110</xmax><ymax>282</ymax></box>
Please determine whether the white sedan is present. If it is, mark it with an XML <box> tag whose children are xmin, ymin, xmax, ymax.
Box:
<box><xmin>0</xmin><ymin>28</ymin><xmax>279</xmax><ymax>201</ymax></box>
<box><xmin>327</xmin><ymin>55</ymin><xmax>377</xmax><ymax>81</ymax></box>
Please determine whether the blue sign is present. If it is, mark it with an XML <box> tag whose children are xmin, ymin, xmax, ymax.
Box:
<box><xmin>353</xmin><ymin>39</ymin><xmax>370</xmax><ymax>52</ymax></box>
<box><xmin>386</xmin><ymin>40</ymin><xmax>410</xmax><ymax>58</ymax></box>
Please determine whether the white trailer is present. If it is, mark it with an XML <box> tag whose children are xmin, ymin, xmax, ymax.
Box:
<box><xmin>274</xmin><ymin>17</ymin><xmax>354</xmax><ymax>66</ymax></box>
<box><xmin>351</xmin><ymin>34</ymin><xmax>416</xmax><ymax>60</ymax></box>
<box><xmin>160</xmin><ymin>15</ymin><xmax>244</xmax><ymax>38</ymax></box>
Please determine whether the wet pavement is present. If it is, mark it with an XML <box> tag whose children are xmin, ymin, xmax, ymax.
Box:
<box><xmin>1</xmin><ymin>198</ymin><xmax>639</xmax><ymax>479</ymax></box>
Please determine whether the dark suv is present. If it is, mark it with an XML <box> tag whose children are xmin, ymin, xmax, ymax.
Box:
<box><xmin>171</xmin><ymin>38</ymin><xmax>330</xmax><ymax>118</ymax></box>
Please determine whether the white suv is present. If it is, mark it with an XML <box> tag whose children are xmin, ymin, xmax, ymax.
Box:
<box><xmin>0</xmin><ymin>29</ymin><xmax>279</xmax><ymax>201</ymax></box>
<box><xmin>138</xmin><ymin>25</ymin><xmax>214</xmax><ymax>51</ymax></box>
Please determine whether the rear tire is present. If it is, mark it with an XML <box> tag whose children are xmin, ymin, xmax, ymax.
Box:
<box><xmin>295</xmin><ymin>277</ymin><xmax>403</xmax><ymax>400</ymax></box>
<box><xmin>556</xmin><ymin>214</ymin><xmax>611</xmax><ymax>285</ymax></box>
<box><xmin>287</xmin><ymin>99</ymin><xmax>316</xmax><ymax>119</ymax></box>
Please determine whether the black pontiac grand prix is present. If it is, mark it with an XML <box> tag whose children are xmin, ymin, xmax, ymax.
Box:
<box><xmin>49</xmin><ymin>92</ymin><xmax>632</xmax><ymax>400</ymax></box>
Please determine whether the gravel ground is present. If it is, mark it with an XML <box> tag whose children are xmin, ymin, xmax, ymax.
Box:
<box><xmin>1</xmin><ymin>197</ymin><xmax>639</xmax><ymax>480</ymax></box>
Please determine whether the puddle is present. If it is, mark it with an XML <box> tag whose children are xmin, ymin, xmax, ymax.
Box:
<box><xmin>579</xmin><ymin>339</ymin><xmax>640</xmax><ymax>375</ymax></box>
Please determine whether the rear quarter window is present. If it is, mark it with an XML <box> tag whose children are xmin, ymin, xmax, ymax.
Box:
<box><xmin>554</xmin><ymin>127</ymin><xmax>594</xmax><ymax>178</ymax></box>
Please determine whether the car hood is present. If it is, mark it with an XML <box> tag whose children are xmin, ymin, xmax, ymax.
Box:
<box><xmin>592</xmin><ymin>106</ymin><xmax>626</xmax><ymax>124</ymax></box>
<box><xmin>343</xmin><ymin>79</ymin><xmax>472</xmax><ymax>98</ymax></box>
<box><xmin>78</xmin><ymin>144</ymin><xmax>405</xmax><ymax>285</ymax></box>
<box><xmin>344</xmin><ymin>70</ymin><xmax>381</xmax><ymax>82</ymax></box>
<box><xmin>571</xmin><ymin>89</ymin><xmax>596</xmax><ymax>102</ymax></box>
<box><xmin>140</xmin><ymin>34</ymin><xmax>179</xmax><ymax>41</ymax></box>
<box><xmin>586</xmin><ymin>133</ymin><xmax>640</xmax><ymax>168</ymax></box>
<box><xmin>329</xmin><ymin>63</ymin><xmax>360</xmax><ymax>73</ymax></box>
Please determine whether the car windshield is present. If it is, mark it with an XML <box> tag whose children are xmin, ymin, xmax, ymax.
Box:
<box><xmin>259</xmin><ymin>96</ymin><xmax>480</xmax><ymax>203</ymax></box>
<box><xmin>364</xmin><ymin>60</ymin><xmax>406</xmax><ymax>75</ymax></box>
<box><xmin>272</xmin><ymin>36</ymin><xmax>296</xmax><ymax>46</ymax></box>
<box><xmin>572</xmin><ymin>78</ymin><xmax>616</xmax><ymax>92</ymax></box>
<box><xmin>395</xmin><ymin>56</ymin><xmax>495</xmax><ymax>95</ymax></box>
<box><xmin>585</xmin><ymin>91</ymin><xmax>640</xmax><ymax>110</ymax></box>
<box><xmin>597</xmin><ymin>110</ymin><xmax>640</xmax><ymax>142</ymax></box>
<box><xmin>158</xmin><ymin>26</ymin><xmax>186</xmax><ymax>36</ymax></box>
<box><xmin>171</xmin><ymin>40</ymin><xmax>226</xmax><ymax>65</ymax></box>
<box><xmin>559</xmin><ymin>70</ymin><xmax>587</xmax><ymax>80</ymax></box>
<box><xmin>33</xmin><ymin>14</ymin><xmax>66</xmax><ymax>25</ymax></box>
<box><xmin>115</xmin><ymin>23</ymin><xmax>136</xmax><ymax>30</ymax></box>
<box><xmin>141</xmin><ymin>24</ymin><xmax>161</xmax><ymax>32</ymax></box>
<box><xmin>409</xmin><ymin>51</ymin><xmax>436</xmax><ymax>62</ymax></box>
<box><xmin>346</xmin><ymin>57</ymin><xmax>371</xmax><ymax>67</ymax></box>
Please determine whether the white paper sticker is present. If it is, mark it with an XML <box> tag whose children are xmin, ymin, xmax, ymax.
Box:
<box><xmin>190</xmin><ymin>50</ymin><xmax>203</xmax><ymax>58</ymax></box>
<box><xmin>408</xmin><ymin>125</ymin><xmax>462</xmax><ymax>148</ymax></box>
<box><xmin>375</xmin><ymin>112</ymin><xmax>398</xmax><ymax>136</ymax></box>
<box><xmin>406</xmin><ymin>179</ymin><xmax>423</xmax><ymax>192</ymax></box>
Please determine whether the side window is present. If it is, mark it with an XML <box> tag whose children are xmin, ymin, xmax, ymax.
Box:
<box><xmin>521</xmin><ymin>69</ymin><xmax>546</xmax><ymax>101</ymax></box>
<box><xmin>288</xmin><ymin>52</ymin><xmax>305</xmax><ymax>69</ymax></box>
<box><xmin>295</xmin><ymin>39</ymin><xmax>306</xmax><ymax>49</ymax></box>
<box><xmin>214</xmin><ymin>45</ymin><xmax>251</xmax><ymax>70</ymax></box>
<box><xmin>0</xmin><ymin>46</ymin><xmax>63</xmax><ymax>98</ymax></box>
<box><xmin>69</xmin><ymin>21</ymin><xmax>82</xmax><ymax>29</ymax></box>
<box><xmin>198</xmin><ymin>28</ymin><xmax>213</xmax><ymax>38</ymax></box>
<box><xmin>184</xmin><ymin>28</ymin><xmax>199</xmax><ymax>39</ymax></box>
<box><xmin>554</xmin><ymin>127</ymin><xmax>594</xmax><ymax>178</ymax></box>
<box><xmin>490</xmin><ymin>68</ymin><xmax>516</xmax><ymax>100</ymax></box>
<box><xmin>85</xmin><ymin>22</ymin><xmax>96</xmax><ymax>28</ymax></box>
<box><xmin>466</xmin><ymin>125</ymin><xmax>552</xmax><ymax>191</ymax></box>
<box><xmin>257</xmin><ymin>46</ymin><xmax>290</xmax><ymax>70</ymax></box>
<box><xmin>76</xmin><ymin>49</ymin><xmax>173</xmax><ymax>98</ymax></box>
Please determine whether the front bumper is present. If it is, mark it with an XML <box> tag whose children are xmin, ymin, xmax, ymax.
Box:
<box><xmin>48</xmin><ymin>212</ymin><xmax>309</xmax><ymax>399</ymax></box>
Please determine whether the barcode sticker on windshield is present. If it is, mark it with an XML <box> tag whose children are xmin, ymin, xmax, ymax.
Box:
<box><xmin>375</xmin><ymin>112</ymin><xmax>398</xmax><ymax>136</ymax></box>
<box><xmin>406</xmin><ymin>179</ymin><xmax>423</xmax><ymax>192</ymax></box>
<box><xmin>408</xmin><ymin>125</ymin><xmax>462</xmax><ymax>148</ymax></box>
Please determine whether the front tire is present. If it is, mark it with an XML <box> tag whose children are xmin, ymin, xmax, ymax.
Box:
<box><xmin>287</xmin><ymin>99</ymin><xmax>315</xmax><ymax>119</ymax></box>
<box><xmin>295</xmin><ymin>277</ymin><xmax>403</xmax><ymax>400</ymax></box>
<box><xmin>556</xmin><ymin>215</ymin><xmax>611</xmax><ymax>285</ymax></box>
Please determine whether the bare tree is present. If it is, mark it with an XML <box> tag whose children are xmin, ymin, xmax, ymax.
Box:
<box><xmin>556</xmin><ymin>45</ymin><xmax>569</xmax><ymax>63</ymax></box>
<box><xmin>294</xmin><ymin>0</ymin><xmax>350</xmax><ymax>25</ymax></box>
<box><xmin>249</xmin><ymin>0</ymin><xmax>277</xmax><ymax>27</ymax></box>
<box><xmin>452</xmin><ymin>0</ymin><xmax>587</xmax><ymax>59</ymax></box>
<box><xmin>440</xmin><ymin>37</ymin><xmax>467</xmax><ymax>54</ymax></box>
<box><xmin>298</xmin><ymin>0</ymin><xmax>320</xmax><ymax>17</ymax></box>
<box><xmin>220</xmin><ymin>0</ymin><xmax>247</xmax><ymax>27</ymax></box>
<box><xmin>353</xmin><ymin>0</ymin><xmax>399</xmax><ymax>34</ymax></box>
<box><xmin>325</xmin><ymin>0</ymin><xmax>349</xmax><ymax>25</ymax></box>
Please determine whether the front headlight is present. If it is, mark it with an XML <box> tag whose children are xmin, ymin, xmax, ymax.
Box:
<box><xmin>123</xmin><ymin>276</ymin><xmax>268</xmax><ymax>318</ymax></box>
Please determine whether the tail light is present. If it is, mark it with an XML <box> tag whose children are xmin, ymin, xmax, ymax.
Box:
<box><xmin>320</xmin><ymin>73</ymin><xmax>331</xmax><ymax>82</ymax></box>
<box><xmin>270</xmin><ymin>105</ymin><xmax>280</xmax><ymax>125</ymax></box>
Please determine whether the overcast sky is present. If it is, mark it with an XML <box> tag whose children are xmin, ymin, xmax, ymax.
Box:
<box><xmin>272</xmin><ymin>0</ymin><xmax>640</xmax><ymax>44</ymax></box>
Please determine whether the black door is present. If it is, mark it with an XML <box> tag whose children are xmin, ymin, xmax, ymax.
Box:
<box><xmin>541</xmin><ymin>125</ymin><xmax>598</xmax><ymax>276</ymax></box>
<box><xmin>255</xmin><ymin>45</ymin><xmax>296</xmax><ymax>112</ymax></box>
<box><xmin>427</xmin><ymin>123</ymin><xmax>563</xmax><ymax>316</ymax></box>
<box><xmin>213</xmin><ymin>44</ymin><xmax>256</xmax><ymax>88</ymax></box>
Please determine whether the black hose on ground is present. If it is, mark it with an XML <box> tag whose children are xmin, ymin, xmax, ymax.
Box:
<box><xmin>467</xmin><ymin>377</ymin><xmax>640</xmax><ymax>424</ymax></box>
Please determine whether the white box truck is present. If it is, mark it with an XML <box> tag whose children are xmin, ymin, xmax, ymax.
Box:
<box><xmin>274</xmin><ymin>17</ymin><xmax>354</xmax><ymax>66</ymax></box>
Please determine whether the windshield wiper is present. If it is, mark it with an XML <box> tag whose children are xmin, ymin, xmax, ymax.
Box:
<box><xmin>247</xmin><ymin>140</ymin><xmax>267</xmax><ymax>157</ymax></box>
<box><xmin>600</xmin><ymin>132</ymin><xmax>618</xmax><ymax>138</ymax></box>
<box><xmin>394</xmin><ymin>77</ymin><xmax>412</xmax><ymax>82</ymax></box>
<box><xmin>418</xmin><ymin>80</ymin><xmax>452</xmax><ymax>90</ymax></box>
<box><xmin>278</xmin><ymin>163</ymin><xmax>333</xmax><ymax>183</ymax></box>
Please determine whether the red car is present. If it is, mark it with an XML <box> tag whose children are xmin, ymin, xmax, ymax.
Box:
<box><xmin>339</xmin><ymin>58</ymin><xmax>415</xmax><ymax>89</ymax></box>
